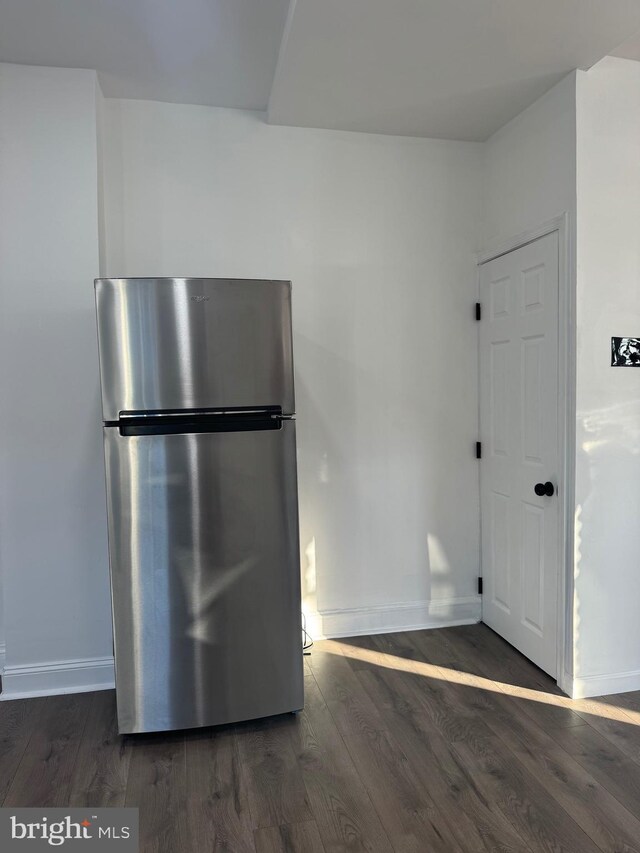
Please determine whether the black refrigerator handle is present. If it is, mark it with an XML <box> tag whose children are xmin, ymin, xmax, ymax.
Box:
<box><xmin>113</xmin><ymin>408</ymin><xmax>288</xmax><ymax>437</ymax></box>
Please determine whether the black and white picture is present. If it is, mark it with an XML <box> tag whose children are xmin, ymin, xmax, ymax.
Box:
<box><xmin>611</xmin><ymin>337</ymin><xmax>640</xmax><ymax>366</ymax></box>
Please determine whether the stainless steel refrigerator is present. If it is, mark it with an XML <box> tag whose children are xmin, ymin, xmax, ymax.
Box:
<box><xmin>95</xmin><ymin>277</ymin><xmax>304</xmax><ymax>734</ymax></box>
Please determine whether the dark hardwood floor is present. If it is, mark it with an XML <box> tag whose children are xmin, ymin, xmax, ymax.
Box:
<box><xmin>2</xmin><ymin>623</ymin><xmax>640</xmax><ymax>852</ymax></box>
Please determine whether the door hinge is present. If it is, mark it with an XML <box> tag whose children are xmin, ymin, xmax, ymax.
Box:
<box><xmin>476</xmin><ymin>441</ymin><xmax>482</xmax><ymax>459</ymax></box>
<box><xmin>478</xmin><ymin>577</ymin><xmax>483</xmax><ymax>595</ymax></box>
<box><xmin>475</xmin><ymin>302</ymin><xmax>481</xmax><ymax>321</ymax></box>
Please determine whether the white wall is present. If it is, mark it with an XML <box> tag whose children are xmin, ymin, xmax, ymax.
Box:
<box><xmin>0</xmin><ymin>538</ymin><xmax>4</xmax><ymax>671</ymax></box>
<box><xmin>573</xmin><ymin>57</ymin><xmax>640</xmax><ymax>696</ymax></box>
<box><xmin>0</xmin><ymin>64</ymin><xmax>113</xmax><ymax>697</ymax></box>
<box><xmin>482</xmin><ymin>72</ymin><xmax>577</xmax><ymax>250</ymax></box>
<box><xmin>101</xmin><ymin>100</ymin><xmax>483</xmax><ymax>637</ymax></box>
<box><xmin>96</xmin><ymin>79</ymin><xmax>107</xmax><ymax>277</ymax></box>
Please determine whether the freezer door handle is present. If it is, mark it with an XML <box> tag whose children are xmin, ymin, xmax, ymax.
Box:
<box><xmin>118</xmin><ymin>411</ymin><xmax>283</xmax><ymax>436</ymax></box>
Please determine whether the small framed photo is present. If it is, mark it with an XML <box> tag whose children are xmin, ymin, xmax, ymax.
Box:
<box><xmin>611</xmin><ymin>337</ymin><xmax>640</xmax><ymax>366</ymax></box>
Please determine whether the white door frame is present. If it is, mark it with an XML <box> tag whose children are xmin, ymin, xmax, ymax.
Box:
<box><xmin>476</xmin><ymin>213</ymin><xmax>575</xmax><ymax>695</ymax></box>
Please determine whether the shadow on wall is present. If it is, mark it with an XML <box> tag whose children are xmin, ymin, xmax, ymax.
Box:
<box><xmin>573</xmin><ymin>398</ymin><xmax>640</xmax><ymax>681</ymax></box>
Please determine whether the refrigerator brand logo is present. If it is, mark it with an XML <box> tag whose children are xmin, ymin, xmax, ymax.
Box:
<box><xmin>1</xmin><ymin>809</ymin><xmax>138</xmax><ymax>850</ymax></box>
<box><xmin>190</xmin><ymin>295</ymin><xmax>210</xmax><ymax>303</ymax></box>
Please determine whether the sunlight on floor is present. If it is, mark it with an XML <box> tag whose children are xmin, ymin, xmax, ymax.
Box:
<box><xmin>322</xmin><ymin>640</ymin><xmax>640</xmax><ymax>726</ymax></box>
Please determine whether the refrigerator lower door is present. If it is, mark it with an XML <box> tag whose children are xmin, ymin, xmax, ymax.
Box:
<box><xmin>103</xmin><ymin>419</ymin><xmax>303</xmax><ymax>734</ymax></box>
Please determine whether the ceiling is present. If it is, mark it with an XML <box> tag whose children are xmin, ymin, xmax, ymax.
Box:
<box><xmin>611</xmin><ymin>29</ymin><xmax>640</xmax><ymax>61</ymax></box>
<box><xmin>268</xmin><ymin>0</ymin><xmax>640</xmax><ymax>140</ymax></box>
<box><xmin>2</xmin><ymin>0</ymin><xmax>640</xmax><ymax>140</ymax></box>
<box><xmin>0</xmin><ymin>0</ymin><xmax>290</xmax><ymax>110</ymax></box>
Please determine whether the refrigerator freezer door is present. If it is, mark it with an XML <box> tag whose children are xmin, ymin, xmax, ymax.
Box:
<box><xmin>95</xmin><ymin>278</ymin><xmax>295</xmax><ymax>421</ymax></box>
<box><xmin>103</xmin><ymin>419</ymin><xmax>303</xmax><ymax>734</ymax></box>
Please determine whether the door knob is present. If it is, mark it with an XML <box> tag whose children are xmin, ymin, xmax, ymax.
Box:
<box><xmin>534</xmin><ymin>481</ymin><xmax>555</xmax><ymax>497</ymax></box>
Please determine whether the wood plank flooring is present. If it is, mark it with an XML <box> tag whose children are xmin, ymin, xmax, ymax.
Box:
<box><xmin>2</xmin><ymin>624</ymin><xmax>640</xmax><ymax>852</ymax></box>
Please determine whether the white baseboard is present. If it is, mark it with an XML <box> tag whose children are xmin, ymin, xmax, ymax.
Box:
<box><xmin>317</xmin><ymin>596</ymin><xmax>481</xmax><ymax>639</ymax></box>
<box><xmin>0</xmin><ymin>642</ymin><xmax>5</xmax><ymax>674</ymax></box>
<box><xmin>0</xmin><ymin>655</ymin><xmax>115</xmax><ymax>701</ymax></box>
<box><xmin>567</xmin><ymin>668</ymin><xmax>640</xmax><ymax>700</ymax></box>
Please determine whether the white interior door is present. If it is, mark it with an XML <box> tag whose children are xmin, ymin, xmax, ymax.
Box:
<box><xmin>479</xmin><ymin>232</ymin><xmax>559</xmax><ymax>677</ymax></box>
